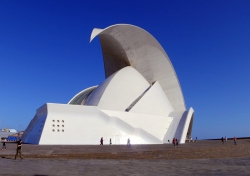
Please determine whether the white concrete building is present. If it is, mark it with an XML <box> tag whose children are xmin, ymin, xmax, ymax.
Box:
<box><xmin>22</xmin><ymin>24</ymin><xmax>194</xmax><ymax>145</ymax></box>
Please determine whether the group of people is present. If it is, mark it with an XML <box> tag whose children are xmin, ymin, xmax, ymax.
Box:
<box><xmin>1</xmin><ymin>139</ymin><xmax>23</xmax><ymax>159</ymax></box>
<box><xmin>221</xmin><ymin>136</ymin><xmax>237</xmax><ymax>145</ymax></box>
<box><xmin>221</xmin><ymin>136</ymin><xmax>228</xmax><ymax>144</ymax></box>
<box><xmin>99</xmin><ymin>137</ymin><xmax>131</xmax><ymax>146</ymax></box>
<box><xmin>172</xmin><ymin>138</ymin><xmax>178</xmax><ymax>148</ymax></box>
<box><xmin>100</xmin><ymin>137</ymin><xmax>112</xmax><ymax>145</ymax></box>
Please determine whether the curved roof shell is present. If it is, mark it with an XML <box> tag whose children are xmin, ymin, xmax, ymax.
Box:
<box><xmin>90</xmin><ymin>24</ymin><xmax>186</xmax><ymax>111</ymax></box>
<box><xmin>68</xmin><ymin>86</ymin><xmax>97</xmax><ymax>105</ymax></box>
<box><xmin>84</xmin><ymin>66</ymin><xmax>150</xmax><ymax>111</ymax></box>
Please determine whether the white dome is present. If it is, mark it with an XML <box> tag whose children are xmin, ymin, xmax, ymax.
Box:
<box><xmin>85</xmin><ymin>66</ymin><xmax>150</xmax><ymax>111</ymax></box>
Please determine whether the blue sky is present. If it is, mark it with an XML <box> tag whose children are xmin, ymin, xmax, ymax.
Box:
<box><xmin>0</xmin><ymin>0</ymin><xmax>249</xmax><ymax>139</ymax></box>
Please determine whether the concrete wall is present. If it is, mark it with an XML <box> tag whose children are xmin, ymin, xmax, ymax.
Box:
<box><xmin>91</xmin><ymin>24</ymin><xmax>186</xmax><ymax>111</ymax></box>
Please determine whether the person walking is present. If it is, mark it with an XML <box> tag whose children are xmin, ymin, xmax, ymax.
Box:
<box><xmin>173</xmin><ymin>138</ymin><xmax>176</xmax><ymax>148</ymax></box>
<box><xmin>100</xmin><ymin>137</ymin><xmax>103</xmax><ymax>145</ymax></box>
<box><xmin>2</xmin><ymin>140</ymin><xmax>6</xmax><ymax>150</ymax></box>
<box><xmin>233</xmin><ymin>136</ymin><xmax>237</xmax><ymax>145</ymax></box>
<box><xmin>109</xmin><ymin>138</ymin><xmax>112</xmax><ymax>145</ymax></box>
<box><xmin>221</xmin><ymin>137</ymin><xmax>224</xmax><ymax>144</ymax></box>
<box><xmin>15</xmin><ymin>139</ymin><xmax>23</xmax><ymax>159</ymax></box>
<box><xmin>127</xmin><ymin>138</ymin><xmax>131</xmax><ymax>146</ymax></box>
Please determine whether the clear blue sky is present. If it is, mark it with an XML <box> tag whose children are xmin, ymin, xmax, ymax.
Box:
<box><xmin>0</xmin><ymin>1</ymin><xmax>249</xmax><ymax>139</ymax></box>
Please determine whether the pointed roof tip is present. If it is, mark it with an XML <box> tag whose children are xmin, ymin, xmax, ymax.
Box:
<box><xmin>90</xmin><ymin>28</ymin><xmax>103</xmax><ymax>42</ymax></box>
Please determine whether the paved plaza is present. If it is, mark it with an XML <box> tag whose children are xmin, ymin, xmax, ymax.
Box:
<box><xmin>1</xmin><ymin>157</ymin><xmax>250</xmax><ymax>175</ymax></box>
<box><xmin>0</xmin><ymin>139</ymin><xmax>250</xmax><ymax>175</ymax></box>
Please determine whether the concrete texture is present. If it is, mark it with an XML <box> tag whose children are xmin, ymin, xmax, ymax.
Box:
<box><xmin>91</xmin><ymin>24</ymin><xmax>186</xmax><ymax>111</ymax></box>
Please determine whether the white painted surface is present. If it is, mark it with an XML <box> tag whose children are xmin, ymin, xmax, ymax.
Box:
<box><xmin>85</xmin><ymin>67</ymin><xmax>150</xmax><ymax>111</ymax></box>
<box><xmin>23</xmin><ymin>24</ymin><xmax>194</xmax><ymax>145</ymax></box>
<box><xmin>90</xmin><ymin>24</ymin><xmax>186</xmax><ymax>111</ymax></box>
<box><xmin>130</xmin><ymin>81</ymin><xmax>174</xmax><ymax>116</ymax></box>
<box><xmin>23</xmin><ymin>103</ymin><xmax>171</xmax><ymax>145</ymax></box>
<box><xmin>102</xmin><ymin>110</ymin><xmax>173</xmax><ymax>142</ymax></box>
<box><xmin>9</xmin><ymin>129</ymin><xmax>18</xmax><ymax>133</ymax></box>
<box><xmin>163</xmin><ymin>111</ymin><xmax>184</xmax><ymax>143</ymax></box>
<box><xmin>179</xmin><ymin>107</ymin><xmax>194</xmax><ymax>143</ymax></box>
<box><xmin>68</xmin><ymin>86</ymin><xmax>97</xmax><ymax>104</ymax></box>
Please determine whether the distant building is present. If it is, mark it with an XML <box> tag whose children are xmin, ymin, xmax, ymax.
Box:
<box><xmin>0</xmin><ymin>128</ymin><xmax>18</xmax><ymax>140</ymax></box>
<box><xmin>22</xmin><ymin>24</ymin><xmax>194</xmax><ymax>145</ymax></box>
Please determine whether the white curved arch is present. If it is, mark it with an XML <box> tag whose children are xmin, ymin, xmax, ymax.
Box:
<box><xmin>90</xmin><ymin>24</ymin><xmax>186</xmax><ymax>111</ymax></box>
<box><xmin>68</xmin><ymin>86</ymin><xmax>98</xmax><ymax>105</ymax></box>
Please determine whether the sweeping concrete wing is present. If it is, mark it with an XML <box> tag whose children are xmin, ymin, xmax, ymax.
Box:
<box><xmin>68</xmin><ymin>86</ymin><xmax>98</xmax><ymax>105</ymax></box>
<box><xmin>90</xmin><ymin>24</ymin><xmax>186</xmax><ymax>111</ymax></box>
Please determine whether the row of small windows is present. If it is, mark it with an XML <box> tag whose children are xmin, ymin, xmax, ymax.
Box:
<box><xmin>52</xmin><ymin>129</ymin><xmax>64</xmax><ymax>132</ymax></box>
<box><xmin>52</xmin><ymin>120</ymin><xmax>64</xmax><ymax>123</ymax></box>
<box><xmin>52</xmin><ymin>120</ymin><xmax>65</xmax><ymax>132</ymax></box>
<box><xmin>52</xmin><ymin>124</ymin><xmax>64</xmax><ymax>127</ymax></box>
